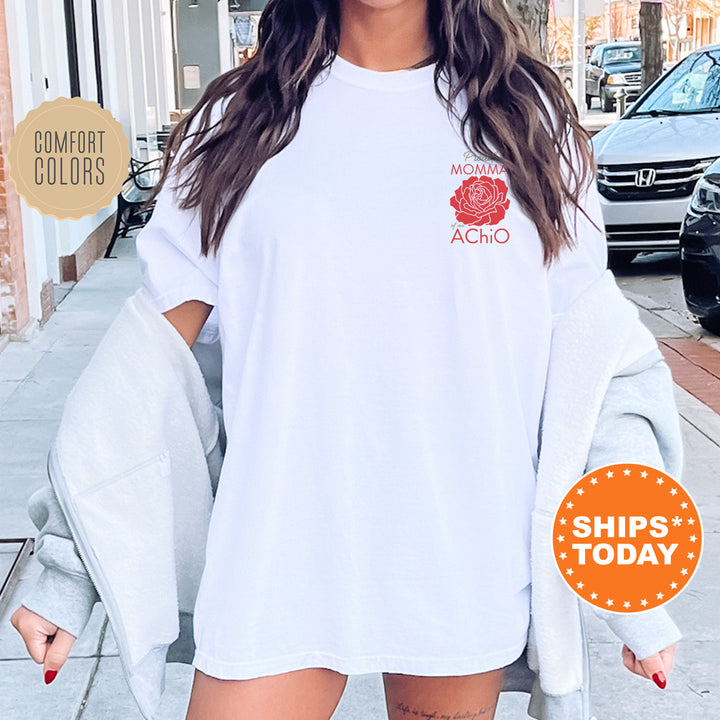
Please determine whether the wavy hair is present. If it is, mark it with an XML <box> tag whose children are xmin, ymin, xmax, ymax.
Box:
<box><xmin>146</xmin><ymin>0</ymin><xmax>596</xmax><ymax>269</ymax></box>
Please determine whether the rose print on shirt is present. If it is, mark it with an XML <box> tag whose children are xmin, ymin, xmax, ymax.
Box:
<box><xmin>450</xmin><ymin>175</ymin><xmax>510</xmax><ymax>226</ymax></box>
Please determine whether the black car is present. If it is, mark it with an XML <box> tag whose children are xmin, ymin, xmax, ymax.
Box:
<box><xmin>586</xmin><ymin>42</ymin><xmax>642</xmax><ymax>112</ymax></box>
<box><xmin>680</xmin><ymin>157</ymin><xmax>720</xmax><ymax>334</ymax></box>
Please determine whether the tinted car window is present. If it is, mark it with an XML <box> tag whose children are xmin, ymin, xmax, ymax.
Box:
<box><xmin>602</xmin><ymin>46</ymin><xmax>641</xmax><ymax>64</ymax></box>
<box><xmin>632</xmin><ymin>49</ymin><xmax>720</xmax><ymax>113</ymax></box>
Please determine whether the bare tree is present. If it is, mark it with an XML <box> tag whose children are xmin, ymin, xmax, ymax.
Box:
<box><xmin>639</xmin><ymin>1</ymin><xmax>664</xmax><ymax>90</ymax></box>
<box><xmin>547</xmin><ymin>16</ymin><xmax>602</xmax><ymax>65</ymax></box>
<box><xmin>664</xmin><ymin>0</ymin><xmax>715</xmax><ymax>62</ymax></box>
<box><xmin>507</xmin><ymin>0</ymin><xmax>551</xmax><ymax>58</ymax></box>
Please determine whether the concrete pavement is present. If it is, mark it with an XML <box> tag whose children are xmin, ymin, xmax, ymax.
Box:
<box><xmin>0</xmin><ymin>234</ymin><xmax>717</xmax><ymax>719</ymax></box>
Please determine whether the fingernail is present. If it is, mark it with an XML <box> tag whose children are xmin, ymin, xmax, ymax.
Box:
<box><xmin>44</xmin><ymin>670</ymin><xmax>57</xmax><ymax>685</ymax></box>
<box><xmin>652</xmin><ymin>671</ymin><xmax>666</xmax><ymax>689</ymax></box>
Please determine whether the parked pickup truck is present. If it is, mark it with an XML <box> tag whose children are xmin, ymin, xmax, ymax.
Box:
<box><xmin>586</xmin><ymin>42</ymin><xmax>643</xmax><ymax>112</ymax></box>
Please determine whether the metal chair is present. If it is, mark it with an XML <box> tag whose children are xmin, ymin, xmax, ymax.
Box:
<box><xmin>104</xmin><ymin>156</ymin><xmax>163</xmax><ymax>259</ymax></box>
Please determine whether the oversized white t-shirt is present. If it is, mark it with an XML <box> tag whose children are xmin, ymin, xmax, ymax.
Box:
<box><xmin>135</xmin><ymin>53</ymin><xmax>607</xmax><ymax>680</ymax></box>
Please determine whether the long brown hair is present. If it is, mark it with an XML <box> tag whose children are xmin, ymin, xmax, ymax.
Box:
<box><xmin>147</xmin><ymin>0</ymin><xmax>596</xmax><ymax>269</ymax></box>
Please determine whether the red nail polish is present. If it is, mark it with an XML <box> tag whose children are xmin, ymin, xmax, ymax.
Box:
<box><xmin>44</xmin><ymin>670</ymin><xmax>57</xmax><ymax>685</ymax></box>
<box><xmin>652</xmin><ymin>671</ymin><xmax>666</xmax><ymax>689</ymax></box>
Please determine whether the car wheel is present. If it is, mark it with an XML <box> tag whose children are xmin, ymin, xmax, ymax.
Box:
<box><xmin>699</xmin><ymin>314</ymin><xmax>720</xmax><ymax>336</ymax></box>
<box><xmin>585</xmin><ymin>94</ymin><xmax>593</xmax><ymax>110</ymax></box>
<box><xmin>600</xmin><ymin>86</ymin><xmax>614</xmax><ymax>113</ymax></box>
<box><xmin>608</xmin><ymin>250</ymin><xmax>638</xmax><ymax>268</ymax></box>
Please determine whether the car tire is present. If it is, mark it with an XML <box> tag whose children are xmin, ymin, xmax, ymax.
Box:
<box><xmin>699</xmin><ymin>314</ymin><xmax>720</xmax><ymax>336</ymax></box>
<box><xmin>585</xmin><ymin>94</ymin><xmax>593</xmax><ymax>110</ymax></box>
<box><xmin>608</xmin><ymin>250</ymin><xmax>638</xmax><ymax>268</ymax></box>
<box><xmin>600</xmin><ymin>86</ymin><xmax>614</xmax><ymax>113</ymax></box>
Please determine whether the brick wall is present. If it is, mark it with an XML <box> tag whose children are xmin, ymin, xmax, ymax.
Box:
<box><xmin>0</xmin><ymin>0</ymin><xmax>30</xmax><ymax>336</ymax></box>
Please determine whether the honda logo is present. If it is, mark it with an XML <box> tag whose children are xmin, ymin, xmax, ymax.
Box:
<box><xmin>634</xmin><ymin>168</ymin><xmax>657</xmax><ymax>187</ymax></box>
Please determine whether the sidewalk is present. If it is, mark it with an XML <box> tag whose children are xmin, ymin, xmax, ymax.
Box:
<box><xmin>580</xmin><ymin>111</ymin><xmax>618</xmax><ymax>137</ymax></box>
<box><xmin>0</xmin><ymin>235</ymin><xmax>717</xmax><ymax>719</ymax></box>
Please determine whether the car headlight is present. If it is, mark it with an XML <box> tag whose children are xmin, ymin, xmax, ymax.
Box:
<box><xmin>690</xmin><ymin>178</ymin><xmax>720</xmax><ymax>214</ymax></box>
<box><xmin>606</xmin><ymin>73</ymin><xmax>625</xmax><ymax>84</ymax></box>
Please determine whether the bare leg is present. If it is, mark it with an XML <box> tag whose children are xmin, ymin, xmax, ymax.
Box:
<box><xmin>185</xmin><ymin>667</ymin><xmax>349</xmax><ymax>720</ymax></box>
<box><xmin>382</xmin><ymin>668</ymin><xmax>505</xmax><ymax>720</ymax></box>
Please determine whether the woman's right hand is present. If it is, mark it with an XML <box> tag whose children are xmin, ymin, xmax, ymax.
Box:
<box><xmin>10</xmin><ymin>605</ymin><xmax>77</xmax><ymax>684</ymax></box>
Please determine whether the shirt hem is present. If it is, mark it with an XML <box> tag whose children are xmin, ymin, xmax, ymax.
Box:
<box><xmin>191</xmin><ymin>638</ymin><xmax>528</xmax><ymax>681</ymax></box>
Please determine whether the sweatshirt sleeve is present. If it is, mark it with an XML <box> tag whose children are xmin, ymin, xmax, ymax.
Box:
<box><xmin>19</xmin><ymin>484</ymin><xmax>99</xmax><ymax>640</ymax></box>
<box><xmin>583</xmin><ymin>344</ymin><xmax>685</xmax><ymax>660</ymax></box>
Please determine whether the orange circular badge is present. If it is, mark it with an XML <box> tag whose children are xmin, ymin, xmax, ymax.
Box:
<box><xmin>552</xmin><ymin>463</ymin><xmax>702</xmax><ymax>613</ymax></box>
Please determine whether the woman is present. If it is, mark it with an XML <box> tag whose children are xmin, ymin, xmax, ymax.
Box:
<box><xmin>12</xmin><ymin>1</ymin><xmax>680</xmax><ymax>718</ymax></box>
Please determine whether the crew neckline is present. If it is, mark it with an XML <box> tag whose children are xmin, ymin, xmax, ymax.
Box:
<box><xmin>329</xmin><ymin>52</ymin><xmax>436</xmax><ymax>91</ymax></box>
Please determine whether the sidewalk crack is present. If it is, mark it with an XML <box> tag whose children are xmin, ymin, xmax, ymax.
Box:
<box><xmin>74</xmin><ymin>612</ymin><xmax>109</xmax><ymax>719</ymax></box>
<box><xmin>679</xmin><ymin>411</ymin><xmax>720</xmax><ymax>450</ymax></box>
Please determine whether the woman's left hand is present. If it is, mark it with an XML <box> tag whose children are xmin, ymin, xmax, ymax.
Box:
<box><xmin>621</xmin><ymin>643</ymin><xmax>676</xmax><ymax>689</ymax></box>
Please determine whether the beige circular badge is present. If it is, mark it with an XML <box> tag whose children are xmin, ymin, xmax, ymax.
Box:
<box><xmin>8</xmin><ymin>97</ymin><xmax>130</xmax><ymax>220</ymax></box>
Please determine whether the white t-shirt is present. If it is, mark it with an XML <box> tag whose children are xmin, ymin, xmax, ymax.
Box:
<box><xmin>135</xmin><ymin>53</ymin><xmax>607</xmax><ymax>680</ymax></box>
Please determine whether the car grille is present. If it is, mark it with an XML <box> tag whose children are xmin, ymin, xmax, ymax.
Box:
<box><xmin>606</xmin><ymin>222</ymin><xmax>682</xmax><ymax>246</ymax></box>
<box><xmin>597</xmin><ymin>157</ymin><xmax>716</xmax><ymax>201</ymax></box>
<box><xmin>623</xmin><ymin>72</ymin><xmax>641</xmax><ymax>84</ymax></box>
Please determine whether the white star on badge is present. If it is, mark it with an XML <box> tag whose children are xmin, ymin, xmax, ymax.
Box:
<box><xmin>557</xmin><ymin>535</ymin><xmax>565</xmax><ymax>542</ymax></box>
<box><xmin>656</xmin><ymin>592</ymin><xmax>664</xmax><ymax>599</ymax></box>
<box><xmin>559</xmin><ymin>517</ymin><xmax>567</xmax><ymax>525</ymax></box>
<box><xmin>559</xmin><ymin>552</ymin><xmax>567</xmax><ymax>559</ymax></box>
<box><xmin>690</xmin><ymin>535</ymin><xmax>697</xmax><ymax>542</ymax></box>
<box><xmin>590</xmin><ymin>477</ymin><xmax>598</xmax><ymax>485</ymax></box>
<box><xmin>623</xmin><ymin>468</ymin><xmax>631</xmax><ymax>476</ymax></box>
<box><xmin>591</xmin><ymin>592</ymin><xmax>598</xmax><ymax>600</ymax></box>
<box><xmin>670</xmin><ymin>488</ymin><xmax>677</xmax><ymax>495</ymax></box>
<box><xmin>566</xmin><ymin>501</ymin><xmax>574</xmax><ymax>509</ymax></box>
<box><xmin>606</xmin><ymin>470</ymin><xmax>614</xmax><ymax>478</ymax></box>
<box><xmin>656</xmin><ymin>477</ymin><xmax>664</xmax><ymax>485</ymax></box>
<box><xmin>566</xmin><ymin>568</ymin><xmax>574</xmax><ymax>576</ymax></box>
<box><xmin>641</xmin><ymin>599</ymin><xmax>648</xmax><ymax>606</ymax></box>
<box><xmin>688</xmin><ymin>518</ymin><xmax>695</xmax><ymax>525</ymax></box>
<box><xmin>687</xmin><ymin>552</ymin><xmax>695</xmax><ymax>560</ymax></box>
<box><xmin>640</xmin><ymin>470</ymin><xmax>648</xmax><ymax>478</ymax></box>
<box><xmin>624</xmin><ymin>601</ymin><xmax>631</xmax><ymax>608</ymax></box>
<box><xmin>681</xmin><ymin>502</ymin><xmax>688</xmax><ymax>509</ymax></box>
<box><xmin>606</xmin><ymin>599</ymin><xmax>613</xmax><ymax>607</ymax></box>
<box><xmin>577</xmin><ymin>582</ymin><xmax>584</xmax><ymax>589</ymax></box>
<box><xmin>672</xmin><ymin>516</ymin><xmax>682</xmax><ymax>526</ymax></box>
<box><xmin>670</xmin><ymin>582</ymin><xmax>677</xmax><ymax>589</ymax></box>
<box><xmin>577</xmin><ymin>488</ymin><xmax>584</xmax><ymax>495</ymax></box>
<box><xmin>681</xmin><ymin>568</ymin><xmax>688</xmax><ymax>576</ymax></box>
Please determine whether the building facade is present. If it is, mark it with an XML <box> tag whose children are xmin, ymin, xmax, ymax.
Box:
<box><xmin>0</xmin><ymin>0</ymin><xmax>247</xmax><ymax>343</ymax></box>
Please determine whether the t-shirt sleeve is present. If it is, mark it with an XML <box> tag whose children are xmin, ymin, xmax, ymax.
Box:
<box><xmin>522</xmin><ymin>70</ymin><xmax>609</xmax><ymax>324</ymax></box>
<box><xmin>545</xmin><ymin>173</ymin><xmax>609</xmax><ymax>325</ymax></box>
<box><xmin>135</xmin><ymin>103</ymin><xmax>226</xmax><ymax>343</ymax></box>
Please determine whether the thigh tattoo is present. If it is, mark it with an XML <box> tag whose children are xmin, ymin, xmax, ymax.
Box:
<box><xmin>393</xmin><ymin>700</ymin><xmax>499</xmax><ymax>719</ymax></box>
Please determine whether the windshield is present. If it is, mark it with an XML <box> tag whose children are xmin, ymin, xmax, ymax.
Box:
<box><xmin>631</xmin><ymin>49</ymin><xmax>720</xmax><ymax>114</ymax></box>
<box><xmin>603</xmin><ymin>46</ymin><xmax>641</xmax><ymax>64</ymax></box>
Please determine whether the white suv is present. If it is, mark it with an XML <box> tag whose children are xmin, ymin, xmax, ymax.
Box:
<box><xmin>591</xmin><ymin>44</ymin><xmax>720</xmax><ymax>265</ymax></box>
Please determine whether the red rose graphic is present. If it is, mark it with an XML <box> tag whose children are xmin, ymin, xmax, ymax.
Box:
<box><xmin>450</xmin><ymin>176</ymin><xmax>510</xmax><ymax>226</ymax></box>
